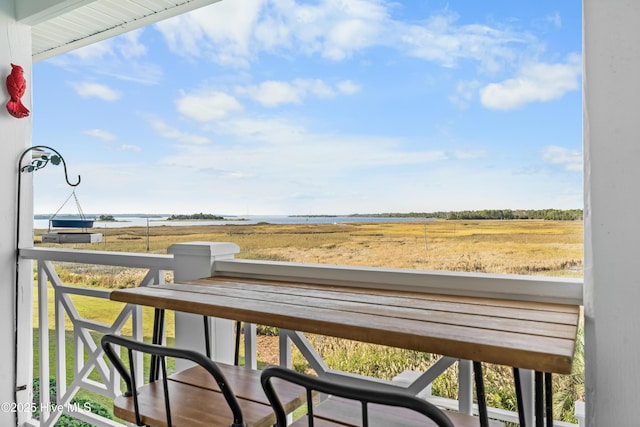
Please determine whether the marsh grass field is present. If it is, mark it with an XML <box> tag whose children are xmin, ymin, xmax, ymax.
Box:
<box><xmin>37</xmin><ymin>218</ymin><xmax>583</xmax><ymax>275</ymax></box>
<box><xmin>33</xmin><ymin>219</ymin><xmax>584</xmax><ymax>424</ymax></box>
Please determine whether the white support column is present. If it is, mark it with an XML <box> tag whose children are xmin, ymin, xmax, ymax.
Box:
<box><xmin>583</xmin><ymin>1</ymin><xmax>640</xmax><ymax>425</ymax></box>
<box><xmin>0</xmin><ymin>3</ymin><xmax>33</xmax><ymax>426</ymax></box>
<box><xmin>168</xmin><ymin>242</ymin><xmax>240</xmax><ymax>367</ymax></box>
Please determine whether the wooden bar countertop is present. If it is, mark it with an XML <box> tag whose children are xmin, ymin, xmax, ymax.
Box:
<box><xmin>110</xmin><ymin>276</ymin><xmax>580</xmax><ymax>374</ymax></box>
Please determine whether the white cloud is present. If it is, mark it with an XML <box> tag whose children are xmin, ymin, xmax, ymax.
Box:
<box><xmin>32</xmin><ymin>150</ymin><xmax>582</xmax><ymax>215</ymax></box>
<box><xmin>153</xmin><ymin>0</ymin><xmax>544</xmax><ymax>77</ymax></box>
<box><xmin>118</xmin><ymin>144</ymin><xmax>142</xmax><ymax>153</ymax></box>
<box><xmin>98</xmin><ymin>62</ymin><xmax>163</xmax><ymax>85</ymax></box>
<box><xmin>542</xmin><ymin>145</ymin><xmax>582</xmax><ymax>172</ymax></box>
<box><xmin>337</xmin><ymin>80</ymin><xmax>361</xmax><ymax>95</ymax></box>
<box><xmin>163</xmin><ymin>115</ymin><xmax>447</xmax><ymax>178</ymax></box>
<box><xmin>479</xmin><ymin>54</ymin><xmax>581</xmax><ymax>110</ymax></box>
<box><xmin>70</xmin><ymin>82</ymin><xmax>122</xmax><ymax>101</ymax></box>
<box><xmin>398</xmin><ymin>13</ymin><xmax>530</xmax><ymax>73</ymax></box>
<box><xmin>67</xmin><ymin>29</ymin><xmax>147</xmax><ymax>60</ymax></box>
<box><xmin>239</xmin><ymin>80</ymin><xmax>303</xmax><ymax>106</ymax></box>
<box><xmin>296</xmin><ymin>79</ymin><xmax>335</xmax><ymax>98</ymax></box>
<box><xmin>52</xmin><ymin>29</ymin><xmax>161</xmax><ymax>85</ymax></box>
<box><xmin>146</xmin><ymin>116</ymin><xmax>211</xmax><ymax>145</ymax></box>
<box><xmin>449</xmin><ymin>80</ymin><xmax>481</xmax><ymax>109</ymax></box>
<box><xmin>83</xmin><ymin>128</ymin><xmax>145</xmax><ymax>153</ymax></box>
<box><xmin>454</xmin><ymin>149</ymin><xmax>487</xmax><ymax>160</ymax></box>
<box><xmin>117</xmin><ymin>29</ymin><xmax>147</xmax><ymax>59</ymax></box>
<box><xmin>237</xmin><ymin>78</ymin><xmax>351</xmax><ymax>107</ymax></box>
<box><xmin>154</xmin><ymin>0</ymin><xmax>263</xmax><ymax>67</ymax></box>
<box><xmin>176</xmin><ymin>90</ymin><xmax>244</xmax><ymax>122</ymax></box>
<box><xmin>128</xmin><ymin>123</ymin><xmax>580</xmax><ymax>214</ymax></box>
<box><xmin>321</xmin><ymin>9</ymin><xmax>388</xmax><ymax>60</ymax></box>
<box><xmin>154</xmin><ymin>0</ymin><xmax>388</xmax><ymax>65</ymax></box>
<box><xmin>84</xmin><ymin>129</ymin><xmax>116</xmax><ymax>141</ymax></box>
<box><xmin>547</xmin><ymin>12</ymin><xmax>562</xmax><ymax>29</ymax></box>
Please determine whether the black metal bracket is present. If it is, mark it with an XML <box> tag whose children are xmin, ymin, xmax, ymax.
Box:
<box><xmin>14</xmin><ymin>145</ymin><xmax>80</xmax><ymax>422</ymax></box>
<box><xmin>18</xmin><ymin>145</ymin><xmax>80</xmax><ymax>186</ymax></box>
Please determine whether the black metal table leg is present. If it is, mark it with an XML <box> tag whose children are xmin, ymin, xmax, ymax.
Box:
<box><xmin>545</xmin><ymin>372</ymin><xmax>553</xmax><ymax>427</ymax></box>
<box><xmin>513</xmin><ymin>368</ymin><xmax>527</xmax><ymax>427</ymax></box>
<box><xmin>234</xmin><ymin>320</ymin><xmax>241</xmax><ymax>366</ymax></box>
<box><xmin>535</xmin><ymin>371</ymin><xmax>544</xmax><ymax>427</ymax></box>
<box><xmin>149</xmin><ymin>308</ymin><xmax>165</xmax><ymax>381</ymax></box>
<box><xmin>203</xmin><ymin>315</ymin><xmax>211</xmax><ymax>358</ymax></box>
<box><xmin>473</xmin><ymin>361</ymin><xmax>489</xmax><ymax>427</ymax></box>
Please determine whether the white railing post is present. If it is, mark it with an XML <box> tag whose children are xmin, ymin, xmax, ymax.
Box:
<box><xmin>37</xmin><ymin>261</ymin><xmax>51</xmax><ymax>424</ymax></box>
<box><xmin>168</xmin><ymin>242</ymin><xmax>240</xmax><ymax>367</ymax></box>
<box><xmin>278</xmin><ymin>332</ymin><xmax>292</xmax><ymax>369</ymax></box>
<box><xmin>575</xmin><ymin>400</ymin><xmax>585</xmax><ymax>427</ymax></box>
<box><xmin>519</xmin><ymin>368</ymin><xmax>535</xmax><ymax>426</ymax></box>
<box><xmin>458</xmin><ymin>360</ymin><xmax>473</xmax><ymax>415</ymax></box>
<box><xmin>244</xmin><ymin>323</ymin><xmax>257</xmax><ymax>369</ymax></box>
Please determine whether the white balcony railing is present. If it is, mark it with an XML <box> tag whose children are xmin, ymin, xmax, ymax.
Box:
<box><xmin>19</xmin><ymin>243</ymin><xmax>583</xmax><ymax>427</ymax></box>
<box><xmin>20</xmin><ymin>247</ymin><xmax>174</xmax><ymax>427</ymax></box>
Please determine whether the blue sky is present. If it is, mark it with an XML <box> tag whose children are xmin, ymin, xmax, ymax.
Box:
<box><xmin>31</xmin><ymin>0</ymin><xmax>582</xmax><ymax>216</ymax></box>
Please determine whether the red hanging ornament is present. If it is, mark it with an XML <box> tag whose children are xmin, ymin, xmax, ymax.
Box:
<box><xmin>6</xmin><ymin>63</ymin><xmax>30</xmax><ymax>118</ymax></box>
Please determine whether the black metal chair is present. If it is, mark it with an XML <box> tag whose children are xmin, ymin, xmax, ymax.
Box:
<box><xmin>101</xmin><ymin>334</ymin><xmax>247</xmax><ymax>427</ymax></box>
<box><xmin>261</xmin><ymin>365</ymin><xmax>455</xmax><ymax>427</ymax></box>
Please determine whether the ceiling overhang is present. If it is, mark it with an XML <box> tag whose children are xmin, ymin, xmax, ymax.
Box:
<box><xmin>20</xmin><ymin>0</ymin><xmax>222</xmax><ymax>62</ymax></box>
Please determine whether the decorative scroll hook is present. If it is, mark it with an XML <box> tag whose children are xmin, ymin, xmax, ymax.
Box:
<box><xmin>18</xmin><ymin>144</ymin><xmax>80</xmax><ymax>186</ymax></box>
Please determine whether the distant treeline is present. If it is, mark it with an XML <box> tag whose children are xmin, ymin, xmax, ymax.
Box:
<box><xmin>167</xmin><ymin>213</ymin><xmax>224</xmax><ymax>220</ymax></box>
<box><xmin>353</xmin><ymin>209</ymin><xmax>583</xmax><ymax>221</ymax></box>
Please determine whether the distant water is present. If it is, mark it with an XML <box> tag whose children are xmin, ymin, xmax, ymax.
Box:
<box><xmin>33</xmin><ymin>215</ymin><xmax>432</xmax><ymax>229</ymax></box>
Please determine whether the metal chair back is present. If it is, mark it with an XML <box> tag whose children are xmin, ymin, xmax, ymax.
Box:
<box><xmin>261</xmin><ymin>366</ymin><xmax>455</xmax><ymax>427</ymax></box>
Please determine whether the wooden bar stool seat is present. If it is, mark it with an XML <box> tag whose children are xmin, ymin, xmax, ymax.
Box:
<box><xmin>102</xmin><ymin>335</ymin><xmax>306</xmax><ymax>427</ymax></box>
<box><xmin>170</xmin><ymin>364</ymin><xmax>307</xmax><ymax>415</ymax></box>
<box><xmin>113</xmin><ymin>380</ymin><xmax>275</xmax><ymax>427</ymax></box>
